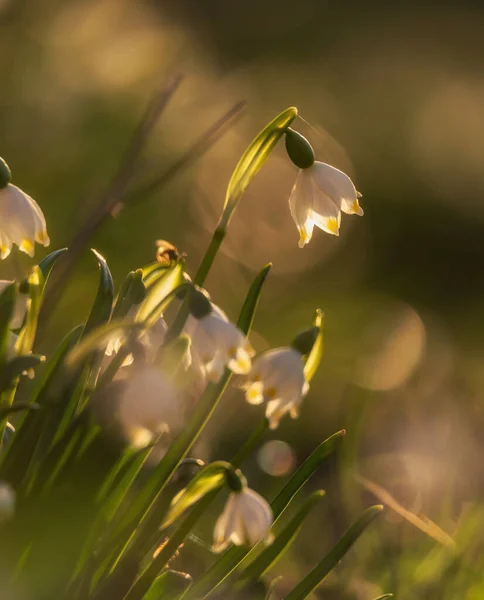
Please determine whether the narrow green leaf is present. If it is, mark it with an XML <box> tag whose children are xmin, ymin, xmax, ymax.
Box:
<box><xmin>0</xmin><ymin>283</ymin><xmax>17</xmax><ymax>362</ymax></box>
<box><xmin>237</xmin><ymin>263</ymin><xmax>271</xmax><ymax>334</ymax></box>
<box><xmin>371</xmin><ymin>595</ymin><xmax>393</xmax><ymax>600</ymax></box>
<box><xmin>185</xmin><ymin>430</ymin><xmax>345</xmax><ymax>599</ymax></box>
<box><xmin>238</xmin><ymin>490</ymin><xmax>325</xmax><ymax>584</ymax></box>
<box><xmin>304</xmin><ymin>309</ymin><xmax>324</xmax><ymax>382</ymax></box>
<box><xmin>109</xmin><ymin>265</ymin><xmax>271</xmax><ymax>561</ymax></box>
<box><xmin>0</xmin><ymin>355</ymin><xmax>43</xmax><ymax>391</ymax></box>
<box><xmin>162</xmin><ymin>461</ymin><xmax>230</xmax><ymax>528</ymax></box>
<box><xmin>36</xmin><ymin>247</ymin><xmax>68</xmax><ymax>280</ymax></box>
<box><xmin>284</xmin><ymin>505</ymin><xmax>384</xmax><ymax>600</ymax></box>
<box><xmin>271</xmin><ymin>430</ymin><xmax>344</xmax><ymax>518</ymax></box>
<box><xmin>0</xmin><ymin>325</ymin><xmax>83</xmax><ymax>484</ymax></box>
<box><xmin>142</xmin><ymin>570</ymin><xmax>192</xmax><ymax>600</ymax></box>
<box><xmin>266</xmin><ymin>577</ymin><xmax>283</xmax><ymax>599</ymax></box>
<box><xmin>83</xmin><ymin>249</ymin><xmax>115</xmax><ymax>337</ymax></box>
<box><xmin>221</xmin><ymin>107</ymin><xmax>298</xmax><ymax>228</ymax></box>
<box><xmin>15</xmin><ymin>267</ymin><xmax>43</xmax><ymax>355</ymax></box>
<box><xmin>136</xmin><ymin>262</ymin><xmax>184</xmax><ymax>324</ymax></box>
<box><xmin>0</xmin><ymin>402</ymin><xmax>39</xmax><ymax>421</ymax></box>
<box><xmin>65</xmin><ymin>321</ymin><xmax>143</xmax><ymax>367</ymax></box>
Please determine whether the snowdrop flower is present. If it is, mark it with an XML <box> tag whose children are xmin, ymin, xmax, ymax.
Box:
<box><xmin>116</xmin><ymin>365</ymin><xmax>183</xmax><ymax>448</ymax></box>
<box><xmin>105</xmin><ymin>314</ymin><xmax>168</xmax><ymax>367</ymax></box>
<box><xmin>213</xmin><ymin>486</ymin><xmax>273</xmax><ymax>553</ymax></box>
<box><xmin>0</xmin><ymin>158</ymin><xmax>50</xmax><ymax>259</ymax></box>
<box><xmin>0</xmin><ymin>481</ymin><xmax>15</xmax><ymax>522</ymax></box>
<box><xmin>184</xmin><ymin>289</ymin><xmax>254</xmax><ymax>382</ymax></box>
<box><xmin>285</xmin><ymin>129</ymin><xmax>363</xmax><ymax>247</ymax></box>
<box><xmin>0</xmin><ymin>281</ymin><xmax>27</xmax><ymax>329</ymax></box>
<box><xmin>245</xmin><ymin>347</ymin><xmax>309</xmax><ymax>430</ymax></box>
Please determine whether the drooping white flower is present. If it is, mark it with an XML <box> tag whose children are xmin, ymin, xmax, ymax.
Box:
<box><xmin>289</xmin><ymin>162</ymin><xmax>363</xmax><ymax>247</ymax></box>
<box><xmin>184</xmin><ymin>304</ymin><xmax>254</xmax><ymax>383</ymax></box>
<box><xmin>244</xmin><ymin>347</ymin><xmax>309</xmax><ymax>430</ymax></box>
<box><xmin>0</xmin><ymin>481</ymin><xmax>15</xmax><ymax>522</ymax></box>
<box><xmin>0</xmin><ymin>281</ymin><xmax>27</xmax><ymax>329</ymax></box>
<box><xmin>116</xmin><ymin>365</ymin><xmax>183</xmax><ymax>448</ymax></box>
<box><xmin>213</xmin><ymin>487</ymin><xmax>273</xmax><ymax>553</ymax></box>
<box><xmin>105</xmin><ymin>314</ymin><xmax>168</xmax><ymax>367</ymax></box>
<box><xmin>0</xmin><ymin>184</ymin><xmax>50</xmax><ymax>259</ymax></box>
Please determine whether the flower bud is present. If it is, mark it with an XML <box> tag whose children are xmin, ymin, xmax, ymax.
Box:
<box><xmin>285</xmin><ymin>129</ymin><xmax>315</xmax><ymax>169</ymax></box>
<box><xmin>188</xmin><ymin>287</ymin><xmax>212</xmax><ymax>319</ymax></box>
<box><xmin>225</xmin><ymin>467</ymin><xmax>246</xmax><ymax>493</ymax></box>
<box><xmin>291</xmin><ymin>326</ymin><xmax>319</xmax><ymax>356</ymax></box>
<box><xmin>0</xmin><ymin>158</ymin><xmax>11</xmax><ymax>189</ymax></box>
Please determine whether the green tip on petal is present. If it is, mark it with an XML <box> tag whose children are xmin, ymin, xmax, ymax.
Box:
<box><xmin>291</xmin><ymin>326</ymin><xmax>319</xmax><ymax>356</ymax></box>
<box><xmin>188</xmin><ymin>286</ymin><xmax>212</xmax><ymax>319</ymax></box>
<box><xmin>0</xmin><ymin>158</ymin><xmax>12</xmax><ymax>189</ymax></box>
<box><xmin>285</xmin><ymin>129</ymin><xmax>315</xmax><ymax>169</ymax></box>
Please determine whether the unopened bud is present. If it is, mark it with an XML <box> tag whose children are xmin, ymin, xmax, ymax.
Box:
<box><xmin>291</xmin><ymin>326</ymin><xmax>319</xmax><ymax>356</ymax></box>
<box><xmin>285</xmin><ymin>129</ymin><xmax>315</xmax><ymax>169</ymax></box>
<box><xmin>188</xmin><ymin>287</ymin><xmax>212</xmax><ymax>319</ymax></box>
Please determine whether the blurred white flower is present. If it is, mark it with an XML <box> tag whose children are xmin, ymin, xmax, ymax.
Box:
<box><xmin>289</xmin><ymin>162</ymin><xmax>363</xmax><ymax>247</ymax></box>
<box><xmin>0</xmin><ymin>481</ymin><xmax>15</xmax><ymax>522</ymax></box>
<box><xmin>184</xmin><ymin>304</ymin><xmax>254</xmax><ymax>382</ymax></box>
<box><xmin>116</xmin><ymin>365</ymin><xmax>182</xmax><ymax>449</ymax></box>
<box><xmin>0</xmin><ymin>281</ymin><xmax>27</xmax><ymax>329</ymax></box>
<box><xmin>105</xmin><ymin>315</ymin><xmax>168</xmax><ymax>367</ymax></box>
<box><xmin>213</xmin><ymin>487</ymin><xmax>273</xmax><ymax>552</ymax></box>
<box><xmin>0</xmin><ymin>184</ymin><xmax>50</xmax><ymax>259</ymax></box>
<box><xmin>244</xmin><ymin>347</ymin><xmax>309</xmax><ymax>429</ymax></box>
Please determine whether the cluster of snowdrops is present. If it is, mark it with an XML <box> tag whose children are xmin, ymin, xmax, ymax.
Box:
<box><xmin>0</xmin><ymin>107</ymin><xmax>385</xmax><ymax>600</ymax></box>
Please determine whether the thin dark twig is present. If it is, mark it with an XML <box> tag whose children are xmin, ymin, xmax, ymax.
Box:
<box><xmin>41</xmin><ymin>74</ymin><xmax>183</xmax><ymax>317</ymax></box>
<box><xmin>125</xmin><ymin>100</ymin><xmax>247</xmax><ymax>206</ymax></box>
<box><xmin>40</xmin><ymin>97</ymin><xmax>246</xmax><ymax>329</ymax></box>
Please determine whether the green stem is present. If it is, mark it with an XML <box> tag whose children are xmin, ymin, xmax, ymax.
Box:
<box><xmin>166</xmin><ymin>226</ymin><xmax>226</xmax><ymax>342</ymax></box>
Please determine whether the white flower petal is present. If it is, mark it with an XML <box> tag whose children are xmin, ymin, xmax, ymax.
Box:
<box><xmin>289</xmin><ymin>170</ymin><xmax>315</xmax><ymax>248</ymax></box>
<box><xmin>311</xmin><ymin>161</ymin><xmax>363</xmax><ymax>216</ymax></box>
<box><xmin>213</xmin><ymin>488</ymin><xmax>273</xmax><ymax>552</ymax></box>
<box><xmin>0</xmin><ymin>184</ymin><xmax>50</xmax><ymax>258</ymax></box>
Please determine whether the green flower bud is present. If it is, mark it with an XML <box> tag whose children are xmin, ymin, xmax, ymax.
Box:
<box><xmin>225</xmin><ymin>467</ymin><xmax>246</xmax><ymax>493</ymax></box>
<box><xmin>0</xmin><ymin>158</ymin><xmax>11</xmax><ymax>189</ymax></box>
<box><xmin>188</xmin><ymin>286</ymin><xmax>212</xmax><ymax>319</ymax></box>
<box><xmin>285</xmin><ymin>129</ymin><xmax>315</xmax><ymax>169</ymax></box>
<box><xmin>128</xmin><ymin>269</ymin><xmax>147</xmax><ymax>305</ymax></box>
<box><xmin>291</xmin><ymin>325</ymin><xmax>319</xmax><ymax>356</ymax></box>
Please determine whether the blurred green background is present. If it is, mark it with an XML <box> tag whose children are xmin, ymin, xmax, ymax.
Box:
<box><xmin>2</xmin><ymin>0</ymin><xmax>484</xmax><ymax>597</ymax></box>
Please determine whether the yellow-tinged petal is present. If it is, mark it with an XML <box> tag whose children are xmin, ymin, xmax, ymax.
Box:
<box><xmin>326</xmin><ymin>217</ymin><xmax>340</xmax><ymax>235</ymax></box>
<box><xmin>19</xmin><ymin>239</ymin><xmax>35</xmax><ymax>257</ymax></box>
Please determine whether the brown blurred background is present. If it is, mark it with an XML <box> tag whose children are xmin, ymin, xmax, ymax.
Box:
<box><xmin>1</xmin><ymin>0</ymin><xmax>484</xmax><ymax>597</ymax></box>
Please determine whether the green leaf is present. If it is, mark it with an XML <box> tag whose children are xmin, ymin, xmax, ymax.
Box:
<box><xmin>271</xmin><ymin>429</ymin><xmax>344</xmax><ymax>518</ymax></box>
<box><xmin>184</xmin><ymin>430</ymin><xmax>345</xmax><ymax>599</ymax></box>
<box><xmin>136</xmin><ymin>262</ymin><xmax>184</xmax><ymax>324</ymax></box>
<box><xmin>36</xmin><ymin>247</ymin><xmax>68</xmax><ymax>280</ymax></box>
<box><xmin>65</xmin><ymin>321</ymin><xmax>143</xmax><ymax>367</ymax></box>
<box><xmin>221</xmin><ymin>107</ymin><xmax>298</xmax><ymax>228</ymax></box>
<box><xmin>110</xmin><ymin>265</ymin><xmax>271</xmax><ymax>559</ymax></box>
<box><xmin>143</xmin><ymin>570</ymin><xmax>192</xmax><ymax>600</ymax></box>
<box><xmin>237</xmin><ymin>264</ymin><xmax>271</xmax><ymax>335</ymax></box>
<box><xmin>162</xmin><ymin>461</ymin><xmax>231</xmax><ymax>528</ymax></box>
<box><xmin>0</xmin><ymin>402</ymin><xmax>40</xmax><ymax>421</ymax></box>
<box><xmin>371</xmin><ymin>595</ymin><xmax>394</xmax><ymax>600</ymax></box>
<box><xmin>0</xmin><ymin>325</ymin><xmax>83</xmax><ymax>484</ymax></box>
<box><xmin>15</xmin><ymin>267</ymin><xmax>43</xmax><ymax>355</ymax></box>
<box><xmin>83</xmin><ymin>249</ymin><xmax>115</xmax><ymax>337</ymax></box>
<box><xmin>112</xmin><ymin>269</ymin><xmax>147</xmax><ymax>320</ymax></box>
<box><xmin>0</xmin><ymin>355</ymin><xmax>44</xmax><ymax>391</ymax></box>
<box><xmin>0</xmin><ymin>282</ymin><xmax>17</xmax><ymax>363</ymax></box>
<box><xmin>304</xmin><ymin>309</ymin><xmax>324</xmax><ymax>382</ymax></box>
<box><xmin>284</xmin><ymin>505</ymin><xmax>384</xmax><ymax>600</ymax></box>
<box><xmin>238</xmin><ymin>490</ymin><xmax>325</xmax><ymax>584</ymax></box>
